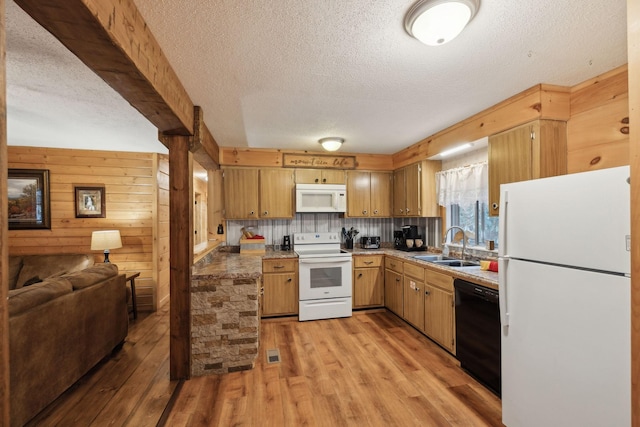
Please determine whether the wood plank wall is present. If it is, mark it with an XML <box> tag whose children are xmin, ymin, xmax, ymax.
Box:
<box><xmin>7</xmin><ymin>146</ymin><xmax>158</xmax><ymax>312</ymax></box>
<box><xmin>155</xmin><ymin>154</ymin><xmax>170</xmax><ymax>309</ymax></box>
<box><xmin>567</xmin><ymin>65</ymin><xmax>630</xmax><ymax>173</ymax></box>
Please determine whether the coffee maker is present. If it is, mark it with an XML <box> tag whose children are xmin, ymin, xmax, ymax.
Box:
<box><xmin>282</xmin><ymin>235</ymin><xmax>291</xmax><ymax>251</ymax></box>
<box><xmin>394</xmin><ymin>225</ymin><xmax>426</xmax><ymax>251</ymax></box>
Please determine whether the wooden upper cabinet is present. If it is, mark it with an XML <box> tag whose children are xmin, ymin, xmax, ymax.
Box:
<box><xmin>346</xmin><ymin>171</ymin><xmax>392</xmax><ymax>217</ymax></box>
<box><xmin>488</xmin><ymin>119</ymin><xmax>567</xmax><ymax>216</ymax></box>
<box><xmin>260</xmin><ymin>168</ymin><xmax>294</xmax><ymax>218</ymax></box>
<box><xmin>370</xmin><ymin>172</ymin><xmax>392</xmax><ymax>217</ymax></box>
<box><xmin>223</xmin><ymin>167</ymin><xmax>294</xmax><ymax>219</ymax></box>
<box><xmin>295</xmin><ymin>169</ymin><xmax>345</xmax><ymax>184</ymax></box>
<box><xmin>393</xmin><ymin>161</ymin><xmax>440</xmax><ymax>218</ymax></box>
<box><xmin>223</xmin><ymin>168</ymin><xmax>259</xmax><ymax>219</ymax></box>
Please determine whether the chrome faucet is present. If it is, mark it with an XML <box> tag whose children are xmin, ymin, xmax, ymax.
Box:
<box><xmin>443</xmin><ymin>226</ymin><xmax>468</xmax><ymax>260</ymax></box>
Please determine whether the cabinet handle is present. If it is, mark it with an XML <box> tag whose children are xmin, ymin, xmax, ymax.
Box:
<box><xmin>357</xmin><ymin>273</ymin><xmax>363</xmax><ymax>278</ymax></box>
<box><xmin>415</xmin><ymin>287</ymin><xmax>420</xmax><ymax>292</ymax></box>
<box><xmin>315</xmin><ymin>178</ymin><xmax>319</xmax><ymax>183</ymax></box>
<box><xmin>399</xmin><ymin>209</ymin><xmax>404</xmax><ymax>214</ymax></box>
<box><xmin>260</xmin><ymin>287</ymin><xmax>264</xmax><ymax>295</ymax></box>
<box><xmin>492</xmin><ymin>203</ymin><xmax>498</xmax><ymax>211</ymax></box>
<box><xmin>425</xmin><ymin>290</ymin><xmax>430</xmax><ymax>296</ymax></box>
<box><xmin>363</xmin><ymin>210</ymin><xmax>368</xmax><ymax>215</ymax></box>
<box><xmin>322</xmin><ymin>178</ymin><xmax>326</xmax><ymax>183</ymax></box>
<box><xmin>263</xmin><ymin>211</ymin><xmax>268</xmax><ymax>216</ymax></box>
<box><xmin>396</xmin><ymin>278</ymin><xmax>400</xmax><ymax>282</ymax></box>
<box><xmin>364</xmin><ymin>261</ymin><xmax>373</xmax><ymax>265</ymax></box>
<box><xmin>287</xmin><ymin>277</ymin><xmax>292</xmax><ymax>282</ymax></box>
<box><xmin>406</xmin><ymin>208</ymin><xmax>410</xmax><ymax>213</ymax></box>
<box><xmin>273</xmin><ymin>265</ymin><xmax>285</xmax><ymax>269</ymax></box>
<box><xmin>250</xmin><ymin>211</ymin><xmax>255</xmax><ymax>215</ymax></box>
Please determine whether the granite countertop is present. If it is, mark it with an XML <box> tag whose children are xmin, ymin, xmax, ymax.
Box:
<box><xmin>346</xmin><ymin>247</ymin><xmax>499</xmax><ymax>290</ymax></box>
<box><xmin>192</xmin><ymin>246</ymin><xmax>498</xmax><ymax>290</ymax></box>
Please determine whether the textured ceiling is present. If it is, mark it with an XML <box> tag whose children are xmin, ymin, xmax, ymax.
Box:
<box><xmin>6</xmin><ymin>0</ymin><xmax>628</xmax><ymax>155</ymax></box>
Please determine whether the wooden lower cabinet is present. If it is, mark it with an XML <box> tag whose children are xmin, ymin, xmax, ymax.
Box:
<box><xmin>424</xmin><ymin>278</ymin><xmax>455</xmax><ymax>354</ymax></box>
<box><xmin>403</xmin><ymin>263</ymin><xmax>425</xmax><ymax>330</ymax></box>
<box><xmin>384</xmin><ymin>269</ymin><xmax>403</xmax><ymax>316</ymax></box>
<box><xmin>353</xmin><ymin>255</ymin><xmax>384</xmax><ymax>308</ymax></box>
<box><xmin>261</xmin><ymin>259</ymin><xmax>298</xmax><ymax>317</ymax></box>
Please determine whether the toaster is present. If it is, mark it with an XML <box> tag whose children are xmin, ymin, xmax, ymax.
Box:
<box><xmin>360</xmin><ymin>236</ymin><xmax>381</xmax><ymax>249</ymax></box>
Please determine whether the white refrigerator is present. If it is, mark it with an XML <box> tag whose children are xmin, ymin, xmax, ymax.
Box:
<box><xmin>499</xmin><ymin>166</ymin><xmax>631</xmax><ymax>427</ymax></box>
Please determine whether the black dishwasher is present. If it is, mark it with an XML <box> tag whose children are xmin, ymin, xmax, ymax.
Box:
<box><xmin>454</xmin><ymin>279</ymin><xmax>501</xmax><ymax>396</ymax></box>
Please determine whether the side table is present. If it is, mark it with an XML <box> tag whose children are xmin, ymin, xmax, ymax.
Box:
<box><xmin>125</xmin><ymin>272</ymin><xmax>140</xmax><ymax>319</ymax></box>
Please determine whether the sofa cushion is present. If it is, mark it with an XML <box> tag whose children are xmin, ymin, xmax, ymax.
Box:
<box><xmin>8</xmin><ymin>278</ymin><xmax>73</xmax><ymax>316</ymax></box>
<box><xmin>16</xmin><ymin>254</ymin><xmax>94</xmax><ymax>289</ymax></box>
<box><xmin>8</xmin><ymin>256</ymin><xmax>23</xmax><ymax>290</ymax></box>
<box><xmin>63</xmin><ymin>263</ymin><xmax>119</xmax><ymax>290</ymax></box>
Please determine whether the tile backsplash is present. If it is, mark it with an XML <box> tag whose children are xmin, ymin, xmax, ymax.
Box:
<box><xmin>226</xmin><ymin>214</ymin><xmax>441</xmax><ymax>248</ymax></box>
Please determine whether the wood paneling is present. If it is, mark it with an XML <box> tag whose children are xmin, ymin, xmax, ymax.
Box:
<box><xmin>14</xmin><ymin>0</ymin><xmax>194</xmax><ymax>135</ymax></box>
<box><xmin>219</xmin><ymin>147</ymin><xmax>393</xmax><ymax>171</ymax></box>
<box><xmin>627</xmin><ymin>1</ymin><xmax>640</xmax><ymax>425</ymax></box>
<box><xmin>0</xmin><ymin>0</ymin><xmax>9</xmax><ymax>423</ymax></box>
<box><xmin>156</xmin><ymin>154</ymin><xmax>170</xmax><ymax>309</ymax></box>
<box><xmin>393</xmin><ymin>85</ymin><xmax>571</xmax><ymax>169</ymax></box>
<box><xmin>568</xmin><ymin>65</ymin><xmax>629</xmax><ymax>173</ymax></box>
<box><xmin>7</xmin><ymin>146</ymin><xmax>158</xmax><ymax>312</ymax></box>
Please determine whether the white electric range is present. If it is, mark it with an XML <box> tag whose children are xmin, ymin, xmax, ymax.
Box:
<box><xmin>294</xmin><ymin>232</ymin><xmax>353</xmax><ymax>321</ymax></box>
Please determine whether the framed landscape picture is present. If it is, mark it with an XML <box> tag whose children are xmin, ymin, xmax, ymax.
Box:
<box><xmin>8</xmin><ymin>169</ymin><xmax>51</xmax><ymax>230</ymax></box>
<box><xmin>75</xmin><ymin>186</ymin><xmax>106</xmax><ymax>218</ymax></box>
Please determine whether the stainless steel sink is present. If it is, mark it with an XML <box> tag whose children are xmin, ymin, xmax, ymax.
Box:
<box><xmin>412</xmin><ymin>254</ymin><xmax>480</xmax><ymax>268</ymax></box>
<box><xmin>412</xmin><ymin>254</ymin><xmax>457</xmax><ymax>262</ymax></box>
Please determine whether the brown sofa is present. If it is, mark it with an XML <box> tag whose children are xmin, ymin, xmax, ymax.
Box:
<box><xmin>8</xmin><ymin>255</ymin><xmax>128</xmax><ymax>427</ymax></box>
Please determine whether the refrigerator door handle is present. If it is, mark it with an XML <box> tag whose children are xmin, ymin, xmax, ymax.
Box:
<box><xmin>498</xmin><ymin>189</ymin><xmax>508</xmax><ymax>257</ymax></box>
<box><xmin>499</xmin><ymin>256</ymin><xmax>510</xmax><ymax>327</ymax></box>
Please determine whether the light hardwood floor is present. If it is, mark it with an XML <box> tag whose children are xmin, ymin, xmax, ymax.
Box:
<box><xmin>27</xmin><ymin>306</ymin><xmax>503</xmax><ymax>426</ymax></box>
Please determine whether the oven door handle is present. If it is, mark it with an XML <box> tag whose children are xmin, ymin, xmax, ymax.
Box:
<box><xmin>298</xmin><ymin>258</ymin><xmax>352</xmax><ymax>264</ymax></box>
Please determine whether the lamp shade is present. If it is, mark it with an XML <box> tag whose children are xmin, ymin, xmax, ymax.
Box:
<box><xmin>91</xmin><ymin>230</ymin><xmax>122</xmax><ymax>250</ymax></box>
<box><xmin>319</xmin><ymin>137</ymin><xmax>344</xmax><ymax>152</ymax></box>
<box><xmin>405</xmin><ymin>0</ymin><xmax>479</xmax><ymax>46</ymax></box>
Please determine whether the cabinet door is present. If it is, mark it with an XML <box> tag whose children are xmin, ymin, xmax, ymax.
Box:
<box><xmin>385</xmin><ymin>268</ymin><xmax>403</xmax><ymax>316</ymax></box>
<box><xmin>223</xmin><ymin>168</ymin><xmax>259</xmax><ymax>219</ymax></box>
<box><xmin>404</xmin><ymin>163</ymin><xmax>421</xmax><ymax>217</ymax></box>
<box><xmin>424</xmin><ymin>284</ymin><xmax>455</xmax><ymax>353</ymax></box>
<box><xmin>295</xmin><ymin>168</ymin><xmax>321</xmax><ymax>184</ymax></box>
<box><xmin>346</xmin><ymin>171</ymin><xmax>371</xmax><ymax>217</ymax></box>
<box><xmin>488</xmin><ymin>123</ymin><xmax>533</xmax><ymax>216</ymax></box>
<box><xmin>262</xmin><ymin>272</ymin><xmax>298</xmax><ymax>316</ymax></box>
<box><xmin>322</xmin><ymin>170</ymin><xmax>345</xmax><ymax>184</ymax></box>
<box><xmin>403</xmin><ymin>276</ymin><xmax>424</xmax><ymax>330</ymax></box>
<box><xmin>393</xmin><ymin>168</ymin><xmax>406</xmax><ymax>216</ymax></box>
<box><xmin>260</xmin><ymin>169</ymin><xmax>294</xmax><ymax>218</ymax></box>
<box><xmin>353</xmin><ymin>267</ymin><xmax>384</xmax><ymax>308</ymax></box>
<box><xmin>370</xmin><ymin>172</ymin><xmax>392</xmax><ymax>217</ymax></box>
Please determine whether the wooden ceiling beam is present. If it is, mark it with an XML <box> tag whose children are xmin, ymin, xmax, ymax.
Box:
<box><xmin>14</xmin><ymin>0</ymin><xmax>194</xmax><ymax>136</ymax></box>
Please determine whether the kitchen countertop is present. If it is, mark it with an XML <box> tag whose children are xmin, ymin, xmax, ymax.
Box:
<box><xmin>194</xmin><ymin>246</ymin><xmax>498</xmax><ymax>291</ymax></box>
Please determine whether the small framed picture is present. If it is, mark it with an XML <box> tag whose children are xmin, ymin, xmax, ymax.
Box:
<box><xmin>75</xmin><ymin>186</ymin><xmax>106</xmax><ymax>218</ymax></box>
<box><xmin>8</xmin><ymin>169</ymin><xmax>51</xmax><ymax>230</ymax></box>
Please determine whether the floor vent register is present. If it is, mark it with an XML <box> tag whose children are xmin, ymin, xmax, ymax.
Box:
<box><xmin>266</xmin><ymin>349</ymin><xmax>281</xmax><ymax>364</ymax></box>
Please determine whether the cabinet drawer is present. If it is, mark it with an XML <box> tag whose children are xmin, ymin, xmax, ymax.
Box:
<box><xmin>354</xmin><ymin>255</ymin><xmax>383</xmax><ymax>268</ymax></box>
<box><xmin>262</xmin><ymin>258</ymin><xmax>297</xmax><ymax>273</ymax></box>
<box><xmin>425</xmin><ymin>269</ymin><xmax>454</xmax><ymax>291</ymax></box>
<box><xmin>385</xmin><ymin>257</ymin><xmax>403</xmax><ymax>273</ymax></box>
<box><xmin>403</xmin><ymin>262</ymin><xmax>425</xmax><ymax>281</ymax></box>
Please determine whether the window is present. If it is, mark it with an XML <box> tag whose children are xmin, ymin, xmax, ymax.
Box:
<box><xmin>436</xmin><ymin>162</ymin><xmax>498</xmax><ymax>248</ymax></box>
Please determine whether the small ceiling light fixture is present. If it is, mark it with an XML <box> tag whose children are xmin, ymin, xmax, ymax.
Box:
<box><xmin>404</xmin><ymin>0</ymin><xmax>479</xmax><ymax>46</ymax></box>
<box><xmin>319</xmin><ymin>137</ymin><xmax>345</xmax><ymax>152</ymax></box>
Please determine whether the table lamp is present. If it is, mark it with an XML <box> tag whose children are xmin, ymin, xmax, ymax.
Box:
<box><xmin>91</xmin><ymin>230</ymin><xmax>122</xmax><ymax>263</ymax></box>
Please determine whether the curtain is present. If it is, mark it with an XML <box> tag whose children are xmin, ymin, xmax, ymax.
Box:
<box><xmin>435</xmin><ymin>162</ymin><xmax>488</xmax><ymax>209</ymax></box>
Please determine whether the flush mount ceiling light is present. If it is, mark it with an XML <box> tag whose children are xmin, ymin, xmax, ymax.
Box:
<box><xmin>319</xmin><ymin>137</ymin><xmax>344</xmax><ymax>152</ymax></box>
<box><xmin>404</xmin><ymin>0</ymin><xmax>479</xmax><ymax>46</ymax></box>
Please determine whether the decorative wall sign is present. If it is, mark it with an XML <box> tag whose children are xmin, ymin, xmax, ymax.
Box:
<box><xmin>282</xmin><ymin>153</ymin><xmax>357</xmax><ymax>169</ymax></box>
<box><xmin>8</xmin><ymin>169</ymin><xmax>51</xmax><ymax>230</ymax></box>
<box><xmin>75</xmin><ymin>186</ymin><xmax>106</xmax><ymax>218</ymax></box>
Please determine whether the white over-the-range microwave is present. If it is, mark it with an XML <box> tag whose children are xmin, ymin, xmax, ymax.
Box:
<box><xmin>295</xmin><ymin>184</ymin><xmax>347</xmax><ymax>213</ymax></box>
